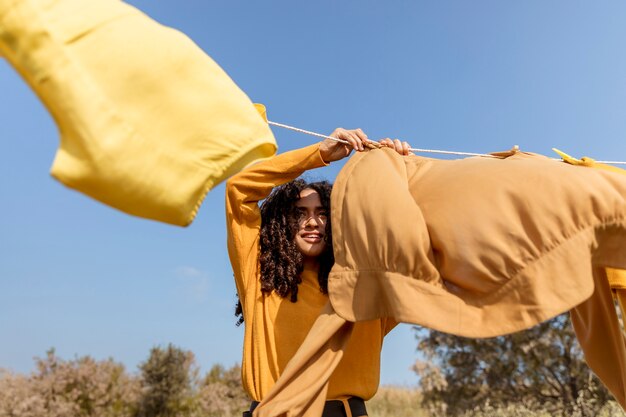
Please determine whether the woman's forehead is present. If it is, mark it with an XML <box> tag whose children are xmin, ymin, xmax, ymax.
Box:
<box><xmin>295</xmin><ymin>188</ymin><xmax>321</xmax><ymax>207</ymax></box>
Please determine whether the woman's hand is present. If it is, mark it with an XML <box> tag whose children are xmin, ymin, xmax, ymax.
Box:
<box><xmin>378</xmin><ymin>138</ymin><xmax>413</xmax><ymax>156</ymax></box>
<box><xmin>319</xmin><ymin>128</ymin><xmax>370</xmax><ymax>163</ymax></box>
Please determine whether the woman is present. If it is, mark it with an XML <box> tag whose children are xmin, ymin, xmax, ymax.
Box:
<box><xmin>226</xmin><ymin>129</ymin><xmax>410</xmax><ymax>417</ymax></box>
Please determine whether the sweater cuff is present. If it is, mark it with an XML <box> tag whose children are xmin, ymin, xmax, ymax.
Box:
<box><xmin>292</xmin><ymin>143</ymin><xmax>330</xmax><ymax>170</ymax></box>
<box><xmin>314</xmin><ymin>143</ymin><xmax>331</xmax><ymax>167</ymax></box>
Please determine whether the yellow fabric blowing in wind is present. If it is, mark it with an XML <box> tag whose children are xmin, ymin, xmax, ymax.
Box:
<box><xmin>0</xmin><ymin>0</ymin><xmax>276</xmax><ymax>226</ymax></box>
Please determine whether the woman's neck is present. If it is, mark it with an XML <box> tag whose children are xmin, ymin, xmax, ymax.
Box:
<box><xmin>302</xmin><ymin>257</ymin><xmax>320</xmax><ymax>274</ymax></box>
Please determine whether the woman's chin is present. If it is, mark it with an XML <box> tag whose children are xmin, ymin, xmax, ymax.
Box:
<box><xmin>296</xmin><ymin>240</ymin><xmax>326</xmax><ymax>258</ymax></box>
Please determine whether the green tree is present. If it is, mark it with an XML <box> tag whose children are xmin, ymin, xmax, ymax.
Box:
<box><xmin>414</xmin><ymin>314</ymin><xmax>613</xmax><ymax>417</ymax></box>
<box><xmin>136</xmin><ymin>344</ymin><xmax>197</xmax><ymax>417</ymax></box>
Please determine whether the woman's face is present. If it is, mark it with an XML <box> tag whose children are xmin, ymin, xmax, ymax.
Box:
<box><xmin>293</xmin><ymin>188</ymin><xmax>328</xmax><ymax>259</ymax></box>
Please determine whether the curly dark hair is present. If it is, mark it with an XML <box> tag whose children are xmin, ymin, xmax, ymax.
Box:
<box><xmin>235</xmin><ymin>179</ymin><xmax>334</xmax><ymax>326</ymax></box>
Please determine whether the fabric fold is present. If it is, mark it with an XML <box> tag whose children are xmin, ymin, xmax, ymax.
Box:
<box><xmin>253</xmin><ymin>303</ymin><xmax>354</xmax><ymax>417</ymax></box>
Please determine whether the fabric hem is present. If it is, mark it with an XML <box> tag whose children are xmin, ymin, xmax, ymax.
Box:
<box><xmin>185</xmin><ymin>137</ymin><xmax>276</xmax><ymax>226</ymax></box>
<box><xmin>328</xmin><ymin>220</ymin><xmax>626</xmax><ymax>338</ymax></box>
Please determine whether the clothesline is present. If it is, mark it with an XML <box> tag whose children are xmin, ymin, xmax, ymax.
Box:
<box><xmin>267</xmin><ymin>121</ymin><xmax>626</xmax><ymax>165</ymax></box>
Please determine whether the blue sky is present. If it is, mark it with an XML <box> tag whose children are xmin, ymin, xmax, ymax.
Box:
<box><xmin>2</xmin><ymin>1</ymin><xmax>626</xmax><ymax>387</ymax></box>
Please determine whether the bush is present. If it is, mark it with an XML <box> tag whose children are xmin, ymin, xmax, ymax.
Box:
<box><xmin>194</xmin><ymin>364</ymin><xmax>249</xmax><ymax>417</ymax></box>
<box><xmin>0</xmin><ymin>349</ymin><xmax>139</xmax><ymax>417</ymax></box>
<box><xmin>0</xmin><ymin>347</ymin><xmax>250</xmax><ymax>417</ymax></box>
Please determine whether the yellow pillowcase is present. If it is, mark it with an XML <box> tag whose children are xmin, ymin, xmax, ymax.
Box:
<box><xmin>0</xmin><ymin>0</ymin><xmax>276</xmax><ymax>226</ymax></box>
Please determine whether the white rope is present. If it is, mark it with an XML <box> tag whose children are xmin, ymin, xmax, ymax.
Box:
<box><xmin>593</xmin><ymin>159</ymin><xmax>626</xmax><ymax>165</ymax></box>
<box><xmin>267</xmin><ymin>120</ymin><xmax>626</xmax><ymax>165</ymax></box>
<box><xmin>268</xmin><ymin>121</ymin><xmax>494</xmax><ymax>158</ymax></box>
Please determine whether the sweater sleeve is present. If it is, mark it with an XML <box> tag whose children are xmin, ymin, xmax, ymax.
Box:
<box><xmin>225</xmin><ymin>143</ymin><xmax>329</xmax><ymax>297</ymax></box>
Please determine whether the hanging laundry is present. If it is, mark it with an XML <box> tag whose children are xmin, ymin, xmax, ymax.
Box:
<box><xmin>0</xmin><ymin>0</ymin><xmax>276</xmax><ymax>226</ymax></box>
<box><xmin>254</xmin><ymin>148</ymin><xmax>626</xmax><ymax>417</ymax></box>
<box><xmin>554</xmin><ymin>148</ymin><xmax>626</xmax><ymax>308</ymax></box>
<box><xmin>548</xmin><ymin>149</ymin><xmax>626</xmax><ymax>406</ymax></box>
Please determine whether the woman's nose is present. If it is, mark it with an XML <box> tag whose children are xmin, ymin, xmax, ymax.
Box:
<box><xmin>305</xmin><ymin>216</ymin><xmax>319</xmax><ymax>227</ymax></box>
<box><xmin>303</xmin><ymin>214</ymin><xmax>324</xmax><ymax>228</ymax></box>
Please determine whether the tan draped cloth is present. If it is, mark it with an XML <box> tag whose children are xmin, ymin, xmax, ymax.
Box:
<box><xmin>554</xmin><ymin>149</ymin><xmax>626</xmax><ymax>321</ymax></box>
<box><xmin>254</xmin><ymin>148</ymin><xmax>626</xmax><ymax>417</ymax></box>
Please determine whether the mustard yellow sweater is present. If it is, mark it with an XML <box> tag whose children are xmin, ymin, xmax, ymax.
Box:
<box><xmin>226</xmin><ymin>143</ymin><xmax>394</xmax><ymax>401</ymax></box>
